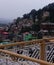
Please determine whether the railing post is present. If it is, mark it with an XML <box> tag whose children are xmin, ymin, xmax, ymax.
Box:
<box><xmin>40</xmin><ymin>40</ymin><xmax>46</xmax><ymax>65</ymax></box>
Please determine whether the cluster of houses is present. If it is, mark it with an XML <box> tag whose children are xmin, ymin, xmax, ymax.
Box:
<box><xmin>0</xmin><ymin>11</ymin><xmax>54</xmax><ymax>42</ymax></box>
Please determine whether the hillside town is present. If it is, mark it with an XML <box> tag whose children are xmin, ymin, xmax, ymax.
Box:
<box><xmin>0</xmin><ymin>3</ymin><xmax>54</xmax><ymax>43</ymax></box>
<box><xmin>0</xmin><ymin>2</ymin><xmax>54</xmax><ymax>65</ymax></box>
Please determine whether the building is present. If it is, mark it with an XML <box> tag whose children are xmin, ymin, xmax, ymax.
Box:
<box><xmin>41</xmin><ymin>23</ymin><xmax>54</xmax><ymax>35</ymax></box>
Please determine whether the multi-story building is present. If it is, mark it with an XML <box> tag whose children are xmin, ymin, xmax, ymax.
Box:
<box><xmin>41</xmin><ymin>23</ymin><xmax>54</xmax><ymax>35</ymax></box>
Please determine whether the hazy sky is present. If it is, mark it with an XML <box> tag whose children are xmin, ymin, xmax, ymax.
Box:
<box><xmin>0</xmin><ymin>0</ymin><xmax>54</xmax><ymax>19</ymax></box>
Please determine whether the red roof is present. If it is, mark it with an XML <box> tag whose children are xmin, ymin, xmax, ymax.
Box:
<box><xmin>3</xmin><ymin>32</ymin><xmax>9</xmax><ymax>35</ymax></box>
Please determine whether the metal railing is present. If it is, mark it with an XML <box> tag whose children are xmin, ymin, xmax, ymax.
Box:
<box><xmin>0</xmin><ymin>37</ymin><xmax>54</xmax><ymax>65</ymax></box>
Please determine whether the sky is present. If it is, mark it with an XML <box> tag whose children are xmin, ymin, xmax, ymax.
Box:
<box><xmin>0</xmin><ymin>0</ymin><xmax>54</xmax><ymax>20</ymax></box>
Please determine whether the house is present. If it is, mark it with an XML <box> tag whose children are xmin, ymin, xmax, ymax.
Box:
<box><xmin>41</xmin><ymin>23</ymin><xmax>54</xmax><ymax>35</ymax></box>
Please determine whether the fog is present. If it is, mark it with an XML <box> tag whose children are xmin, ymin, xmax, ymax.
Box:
<box><xmin>0</xmin><ymin>0</ymin><xmax>54</xmax><ymax>19</ymax></box>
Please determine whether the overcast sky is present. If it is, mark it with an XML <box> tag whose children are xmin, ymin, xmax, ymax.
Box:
<box><xmin>0</xmin><ymin>0</ymin><xmax>54</xmax><ymax>20</ymax></box>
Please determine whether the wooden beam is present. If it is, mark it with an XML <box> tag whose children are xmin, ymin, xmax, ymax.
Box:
<box><xmin>0</xmin><ymin>49</ymin><xmax>54</xmax><ymax>65</ymax></box>
<box><xmin>0</xmin><ymin>39</ymin><xmax>43</xmax><ymax>48</ymax></box>
<box><xmin>40</xmin><ymin>41</ymin><xmax>46</xmax><ymax>65</ymax></box>
<box><xmin>0</xmin><ymin>37</ymin><xmax>54</xmax><ymax>49</ymax></box>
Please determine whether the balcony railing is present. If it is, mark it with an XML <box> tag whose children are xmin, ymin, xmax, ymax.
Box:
<box><xmin>0</xmin><ymin>37</ymin><xmax>54</xmax><ymax>65</ymax></box>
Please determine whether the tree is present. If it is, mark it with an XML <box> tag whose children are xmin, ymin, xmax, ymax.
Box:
<box><xmin>29</xmin><ymin>9</ymin><xmax>37</xmax><ymax>23</ymax></box>
<box><xmin>23</xmin><ymin>14</ymin><xmax>30</xmax><ymax>19</ymax></box>
<box><xmin>31</xmin><ymin>23</ymin><xmax>40</xmax><ymax>32</ymax></box>
<box><xmin>16</xmin><ymin>17</ymin><xmax>21</xmax><ymax>24</ymax></box>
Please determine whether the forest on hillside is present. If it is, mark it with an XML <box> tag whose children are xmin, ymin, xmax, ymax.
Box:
<box><xmin>9</xmin><ymin>3</ymin><xmax>54</xmax><ymax>34</ymax></box>
<box><xmin>15</xmin><ymin>3</ymin><xmax>54</xmax><ymax>23</ymax></box>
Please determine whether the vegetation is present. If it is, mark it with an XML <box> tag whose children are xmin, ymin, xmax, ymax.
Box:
<box><xmin>13</xmin><ymin>3</ymin><xmax>54</xmax><ymax>32</ymax></box>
